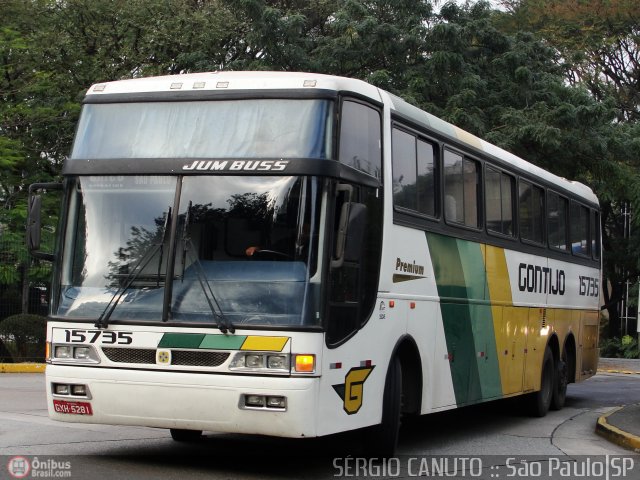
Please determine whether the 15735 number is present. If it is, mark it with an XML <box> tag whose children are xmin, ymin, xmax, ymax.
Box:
<box><xmin>64</xmin><ymin>329</ymin><xmax>133</xmax><ymax>345</ymax></box>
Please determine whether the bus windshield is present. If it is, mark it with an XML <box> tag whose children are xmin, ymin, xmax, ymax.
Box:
<box><xmin>55</xmin><ymin>175</ymin><xmax>324</xmax><ymax>328</ymax></box>
<box><xmin>71</xmin><ymin>99</ymin><xmax>333</xmax><ymax>160</ymax></box>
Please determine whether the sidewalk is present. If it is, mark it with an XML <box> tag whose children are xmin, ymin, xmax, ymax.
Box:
<box><xmin>595</xmin><ymin>357</ymin><xmax>640</xmax><ymax>452</ymax></box>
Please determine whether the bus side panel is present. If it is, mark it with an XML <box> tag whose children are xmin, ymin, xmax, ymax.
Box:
<box><xmin>427</xmin><ymin>233</ymin><xmax>504</xmax><ymax>407</ymax></box>
<box><xmin>380</xmin><ymin>225</ymin><xmax>458</xmax><ymax>413</ymax></box>
<box><xmin>580</xmin><ymin>310</ymin><xmax>599</xmax><ymax>380</ymax></box>
<box><xmin>316</xmin><ymin>306</ymin><xmax>401</xmax><ymax>437</ymax></box>
<box><xmin>484</xmin><ymin>245</ymin><xmax>528</xmax><ymax>396</ymax></box>
<box><xmin>523</xmin><ymin>307</ymin><xmax>547</xmax><ymax>392</ymax></box>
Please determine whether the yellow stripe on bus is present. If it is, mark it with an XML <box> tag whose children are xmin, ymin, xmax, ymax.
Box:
<box><xmin>482</xmin><ymin>244</ymin><xmax>523</xmax><ymax>396</ymax></box>
<box><xmin>240</xmin><ymin>336</ymin><xmax>289</xmax><ymax>352</ymax></box>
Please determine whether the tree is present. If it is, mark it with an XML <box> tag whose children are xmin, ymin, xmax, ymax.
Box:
<box><xmin>498</xmin><ymin>0</ymin><xmax>640</xmax><ymax>121</ymax></box>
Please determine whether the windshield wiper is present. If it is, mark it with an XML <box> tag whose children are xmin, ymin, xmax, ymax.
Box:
<box><xmin>179</xmin><ymin>201</ymin><xmax>235</xmax><ymax>334</ymax></box>
<box><xmin>95</xmin><ymin>208</ymin><xmax>172</xmax><ymax>329</ymax></box>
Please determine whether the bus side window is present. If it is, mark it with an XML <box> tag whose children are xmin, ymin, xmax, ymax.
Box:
<box><xmin>392</xmin><ymin>126</ymin><xmax>437</xmax><ymax>218</ymax></box>
<box><xmin>486</xmin><ymin>167</ymin><xmax>514</xmax><ymax>236</ymax></box>
<box><xmin>592</xmin><ymin>210</ymin><xmax>601</xmax><ymax>260</ymax></box>
<box><xmin>547</xmin><ymin>191</ymin><xmax>569</xmax><ymax>251</ymax></box>
<box><xmin>570</xmin><ymin>202</ymin><xmax>590</xmax><ymax>256</ymax></box>
<box><xmin>519</xmin><ymin>180</ymin><xmax>544</xmax><ymax>244</ymax></box>
<box><xmin>339</xmin><ymin>101</ymin><xmax>381</xmax><ymax>180</ymax></box>
<box><xmin>444</xmin><ymin>150</ymin><xmax>479</xmax><ymax>228</ymax></box>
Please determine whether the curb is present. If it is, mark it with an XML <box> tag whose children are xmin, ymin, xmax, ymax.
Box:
<box><xmin>0</xmin><ymin>363</ymin><xmax>46</xmax><ymax>373</ymax></box>
<box><xmin>597</xmin><ymin>369</ymin><xmax>640</xmax><ymax>375</ymax></box>
<box><xmin>595</xmin><ymin>406</ymin><xmax>640</xmax><ymax>452</ymax></box>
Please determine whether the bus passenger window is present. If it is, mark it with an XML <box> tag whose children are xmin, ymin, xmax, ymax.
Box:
<box><xmin>392</xmin><ymin>128</ymin><xmax>417</xmax><ymax>211</ymax></box>
<box><xmin>519</xmin><ymin>180</ymin><xmax>544</xmax><ymax>244</ymax></box>
<box><xmin>417</xmin><ymin>139</ymin><xmax>436</xmax><ymax>217</ymax></box>
<box><xmin>571</xmin><ymin>202</ymin><xmax>590</xmax><ymax>256</ymax></box>
<box><xmin>444</xmin><ymin>150</ymin><xmax>479</xmax><ymax>228</ymax></box>
<box><xmin>592</xmin><ymin>211</ymin><xmax>601</xmax><ymax>260</ymax></box>
<box><xmin>485</xmin><ymin>167</ymin><xmax>514</xmax><ymax>236</ymax></box>
<box><xmin>548</xmin><ymin>192</ymin><xmax>569</xmax><ymax>251</ymax></box>
<box><xmin>339</xmin><ymin>101</ymin><xmax>381</xmax><ymax>180</ymax></box>
<box><xmin>392</xmin><ymin>128</ymin><xmax>437</xmax><ymax>217</ymax></box>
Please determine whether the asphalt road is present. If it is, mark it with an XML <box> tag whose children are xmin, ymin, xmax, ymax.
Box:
<box><xmin>1</xmin><ymin>372</ymin><xmax>639</xmax><ymax>479</ymax></box>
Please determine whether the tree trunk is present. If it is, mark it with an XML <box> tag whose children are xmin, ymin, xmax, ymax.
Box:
<box><xmin>20</xmin><ymin>262</ymin><xmax>29</xmax><ymax>314</ymax></box>
<box><xmin>604</xmin><ymin>278</ymin><xmax>622</xmax><ymax>338</ymax></box>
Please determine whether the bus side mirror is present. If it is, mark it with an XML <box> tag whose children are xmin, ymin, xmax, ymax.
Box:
<box><xmin>27</xmin><ymin>195</ymin><xmax>42</xmax><ymax>251</ymax></box>
<box><xmin>332</xmin><ymin>201</ymin><xmax>367</xmax><ymax>269</ymax></box>
<box><xmin>27</xmin><ymin>182</ymin><xmax>62</xmax><ymax>261</ymax></box>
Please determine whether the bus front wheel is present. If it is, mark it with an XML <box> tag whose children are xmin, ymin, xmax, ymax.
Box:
<box><xmin>363</xmin><ymin>356</ymin><xmax>402</xmax><ymax>457</ymax></box>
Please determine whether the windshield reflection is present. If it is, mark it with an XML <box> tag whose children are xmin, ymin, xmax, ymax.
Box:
<box><xmin>55</xmin><ymin>175</ymin><xmax>323</xmax><ymax>328</ymax></box>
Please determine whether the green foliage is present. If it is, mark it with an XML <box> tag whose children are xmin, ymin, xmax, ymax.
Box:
<box><xmin>600</xmin><ymin>336</ymin><xmax>640</xmax><ymax>359</ymax></box>
<box><xmin>0</xmin><ymin>314</ymin><xmax>46</xmax><ymax>361</ymax></box>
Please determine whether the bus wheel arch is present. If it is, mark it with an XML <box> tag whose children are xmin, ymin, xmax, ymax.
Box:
<box><xmin>394</xmin><ymin>335</ymin><xmax>423</xmax><ymax>416</ymax></box>
<box><xmin>363</xmin><ymin>335</ymin><xmax>422</xmax><ymax>457</ymax></box>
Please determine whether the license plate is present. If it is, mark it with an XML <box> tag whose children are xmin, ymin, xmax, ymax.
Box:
<box><xmin>53</xmin><ymin>400</ymin><xmax>93</xmax><ymax>415</ymax></box>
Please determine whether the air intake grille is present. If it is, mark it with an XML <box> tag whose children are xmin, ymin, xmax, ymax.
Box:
<box><xmin>171</xmin><ymin>350</ymin><xmax>229</xmax><ymax>367</ymax></box>
<box><xmin>101</xmin><ymin>347</ymin><xmax>230</xmax><ymax>367</ymax></box>
<box><xmin>102</xmin><ymin>347</ymin><xmax>155</xmax><ymax>364</ymax></box>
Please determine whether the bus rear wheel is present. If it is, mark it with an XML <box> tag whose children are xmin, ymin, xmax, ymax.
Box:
<box><xmin>363</xmin><ymin>356</ymin><xmax>402</xmax><ymax>457</ymax></box>
<box><xmin>170</xmin><ymin>428</ymin><xmax>203</xmax><ymax>442</ymax></box>
<box><xmin>528</xmin><ymin>346</ymin><xmax>554</xmax><ymax>417</ymax></box>
<box><xmin>551</xmin><ymin>350</ymin><xmax>568</xmax><ymax>411</ymax></box>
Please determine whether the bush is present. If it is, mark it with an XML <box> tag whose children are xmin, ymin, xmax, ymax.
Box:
<box><xmin>0</xmin><ymin>314</ymin><xmax>47</xmax><ymax>362</ymax></box>
<box><xmin>600</xmin><ymin>336</ymin><xmax>640</xmax><ymax>359</ymax></box>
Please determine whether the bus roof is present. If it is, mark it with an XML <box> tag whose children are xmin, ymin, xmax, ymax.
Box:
<box><xmin>86</xmin><ymin>71</ymin><xmax>597</xmax><ymax>205</ymax></box>
<box><xmin>86</xmin><ymin>71</ymin><xmax>382</xmax><ymax>101</ymax></box>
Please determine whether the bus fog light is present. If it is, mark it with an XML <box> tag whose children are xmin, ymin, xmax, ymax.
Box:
<box><xmin>245</xmin><ymin>355</ymin><xmax>264</xmax><ymax>368</ymax></box>
<box><xmin>245</xmin><ymin>395</ymin><xmax>265</xmax><ymax>407</ymax></box>
<box><xmin>266</xmin><ymin>396</ymin><xmax>286</xmax><ymax>409</ymax></box>
<box><xmin>71</xmin><ymin>384</ymin><xmax>87</xmax><ymax>396</ymax></box>
<box><xmin>55</xmin><ymin>346</ymin><xmax>72</xmax><ymax>359</ymax></box>
<box><xmin>53</xmin><ymin>383</ymin><xmax>70</xmax><ymax>395</ymax></box>
<box><xmin>267</xmin><ymin>355</ymin><xmax>287</xmax><ymax>369</ymax></box>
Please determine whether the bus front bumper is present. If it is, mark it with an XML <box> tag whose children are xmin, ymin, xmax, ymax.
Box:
<box><xmin>46</xmin><ymin>365</ymin><xmax>319</xmax><ymax>438</ymax></box>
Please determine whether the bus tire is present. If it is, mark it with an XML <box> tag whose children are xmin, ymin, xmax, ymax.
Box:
<box><xmin>528</xmin><ymin>347</ymin><xmax>554</xmax><ymax>417</ymax></box>
<box><xmin>170</xmin><ymin>428</ymin><xmax>202</xmax><ymax>442</ymax></box>
<box><xmin>364</xmin><ymin>356</ymin><xmax>402</xmax><ymax>457</ymax></box>
<box><xmin>551</xmin><ymin>350</ymin><xmax>568</xmax><ymax>410</ymax></box>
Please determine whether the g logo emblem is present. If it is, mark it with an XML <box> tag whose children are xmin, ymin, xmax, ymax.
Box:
<box><xmin>332</xmin><ymin>366</ymin><xmax>375</xmax><ymax>415</ymax></box>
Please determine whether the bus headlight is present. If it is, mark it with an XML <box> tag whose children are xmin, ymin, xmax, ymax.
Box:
<box><xmin>51</xmin><ymin>344</ymin><xmax>100</xmax><ymax>364</ymax></box>
<box><xmin>267</xmin><ymin>355</ymin><xmax>287</xmax><ymax>369</ymax></box>
<box><xmin>54</xmin><ymin>345</ymin><xmax>72</xmax><ymax>359</ymax></box>
<box><xmin>229</xmin><ymin>352</ymin><xmax>290</xmax><ymax>373</ymax></box>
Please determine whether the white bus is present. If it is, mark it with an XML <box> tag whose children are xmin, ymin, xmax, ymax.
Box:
<box><xmin>29</xmin><ymin>72</ymin><xmax>601</xmax><ymax>456</ymax></box>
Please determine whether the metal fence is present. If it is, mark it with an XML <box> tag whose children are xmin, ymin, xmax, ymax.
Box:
<box><xmin>0</xmin><ymin>236</ymin><xmax>50</xmax><ymax>362</ymax></box>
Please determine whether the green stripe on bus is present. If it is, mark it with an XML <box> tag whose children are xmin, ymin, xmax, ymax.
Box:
<box><xmin>158</xmin><ymin>333</ymin><xmax>248</xmax><ymax>350</ymax></box>
<box><xmin>457</xmin><ymin>240</ymin><xmax>502</xmax><ymax>400</ymax></box>
<box><xmin>158</xmin><ymin>333</ymin><xmax>206</xmax><ymax>349</ymax></box>
<box><xmin>200</xmin><ymin>334</ymin><xmax>246</xmax><ymax>350</ymax></box>
<box><xmin>427</xmin><ymin>233</ymin><xmax>482</xmax><ymax>405</ymax></box>
<box><xmin>426</xmin><ymin>233</ymin><xmax>503</xmax><ymax>404</ymax></box>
